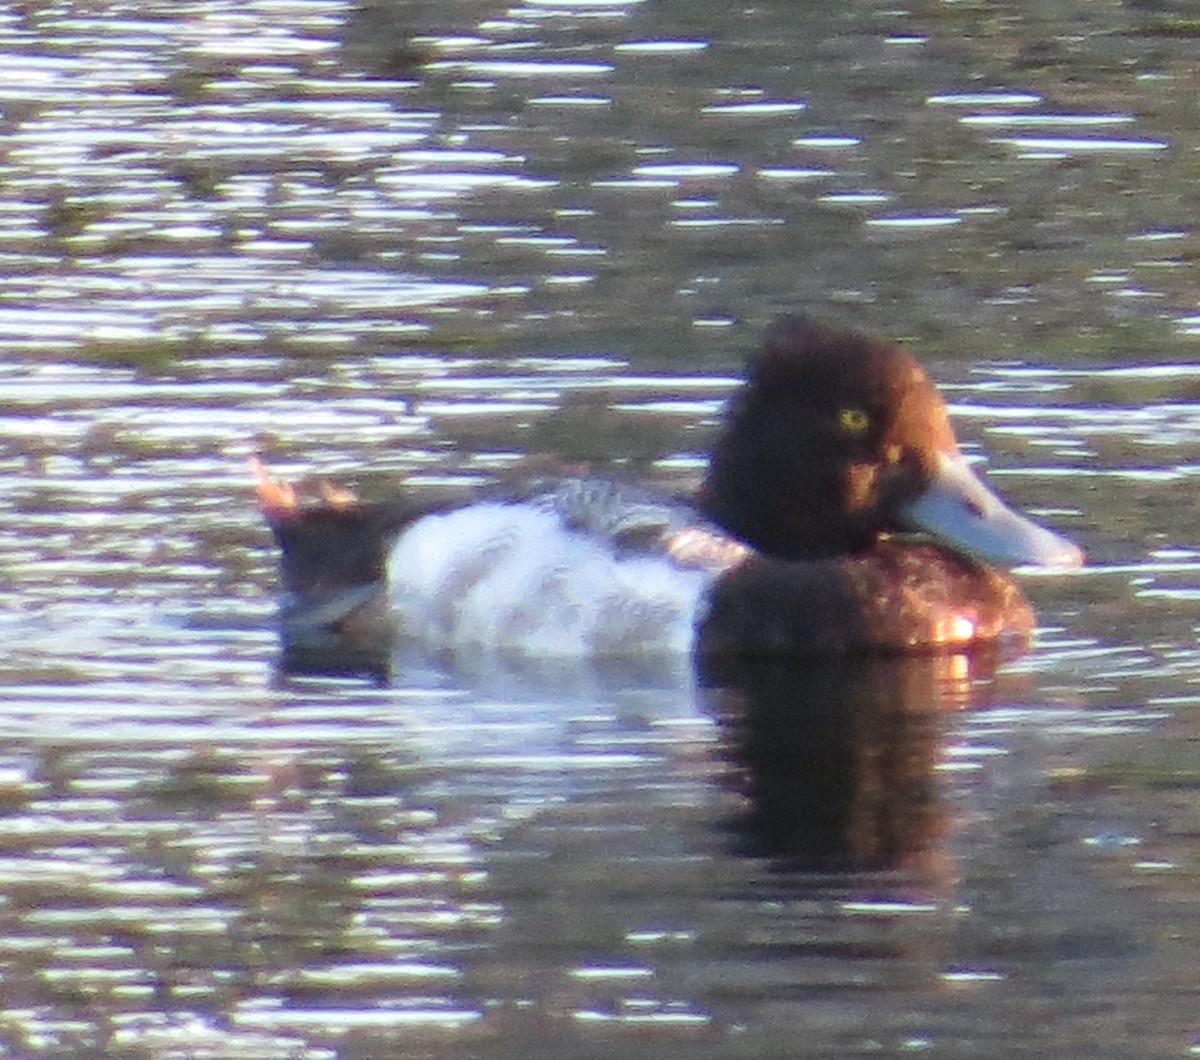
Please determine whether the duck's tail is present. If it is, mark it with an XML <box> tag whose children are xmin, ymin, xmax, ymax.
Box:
<box><xmin>252</xmin><ymin>457</ymin><xmax>428</xmax><ymax>674</ymax></box>
<box><xmin>252</xmin><ymin>457</ymin><xmax>396</xmax><ymax>602</ymax></box>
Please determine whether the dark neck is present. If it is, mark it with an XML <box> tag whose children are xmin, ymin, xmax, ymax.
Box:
<box><xmin>700</xmin><ymin>451</ymin><xmax>875</xmax><ymax>561</ymax></box>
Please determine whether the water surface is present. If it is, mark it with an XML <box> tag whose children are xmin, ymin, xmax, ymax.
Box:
<box><xmin>1</xmin><ymin>1</ymin><xmax>1199</xmax><ymax>1057</ymax></box>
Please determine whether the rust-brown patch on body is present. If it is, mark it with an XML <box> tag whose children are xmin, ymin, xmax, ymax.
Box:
<box><xmin>698</xmin><ymin>541</ymin><xmax>1032</xmax><ymax>658</ymax></box>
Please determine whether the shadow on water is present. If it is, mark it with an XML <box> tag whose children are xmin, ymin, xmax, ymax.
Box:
<box><xmin>700</xmin><ymin>654</ymin><xmax>980</xmax><ymax>874</ymax></box>
<box><xmin>279</xmin><ymin>608</ymin><xmax>1002</xmax><ymax>878</ymax></box>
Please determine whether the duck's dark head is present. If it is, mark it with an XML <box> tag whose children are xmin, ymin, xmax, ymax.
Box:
<box><xmin>699</xmin><ymin>314</ymin><xmax>1082</xmax><ymax>570</ymax></box>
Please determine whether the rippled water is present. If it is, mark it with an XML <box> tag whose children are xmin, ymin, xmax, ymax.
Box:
<box><xmin>2</xmin><ymin>1</ymin><xmax>1200</xmax><ymax>1057</ymax></box>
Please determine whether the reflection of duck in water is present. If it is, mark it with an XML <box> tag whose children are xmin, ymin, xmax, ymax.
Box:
<box><xmin>256</xmin><ymin>314</ymin><xmax>1081</xmax><ymax>671</ymax></box>
<box><xmin>702</xmin><ymin>654</ymin><xmax>986</xmax><ymax>872</ymax></box>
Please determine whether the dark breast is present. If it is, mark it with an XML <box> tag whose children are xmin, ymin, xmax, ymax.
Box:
<box><xmin>697</xmin><ymin>541</ymin><xmax>1033</xmax><ymax>657</ymax></box>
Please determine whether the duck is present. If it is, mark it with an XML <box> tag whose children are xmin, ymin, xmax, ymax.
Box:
<box><xmin>255</xmin><ymin>313</ymin><xmax>1082</xmax><ymax>661</ymax></box>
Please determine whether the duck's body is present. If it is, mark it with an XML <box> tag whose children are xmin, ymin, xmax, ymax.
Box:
<box><xmin>384</xmin><ymin>488</ymin><xmax>713</xmax><ymax>655</ymax></box>
<box><xmin>257</xmin><ymin>315</ymin><xmax>1081</xmax><ymax>660</ymax></box>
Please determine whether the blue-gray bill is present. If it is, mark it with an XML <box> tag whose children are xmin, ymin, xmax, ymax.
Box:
<box><xmin>900</xmin><ymin>451</ymin><xmax>1084</xmax><ymax>570</ymax></box>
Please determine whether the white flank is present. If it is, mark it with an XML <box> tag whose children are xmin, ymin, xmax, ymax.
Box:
<box><xmin>386</xmin><ymin>504</ymin><xmax>717</xmax><ymax>656</ymax></box>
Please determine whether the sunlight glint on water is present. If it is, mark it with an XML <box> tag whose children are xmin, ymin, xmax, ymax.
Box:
<box><xmin>0</xmin><ymin>0</ymin><xmax>1197</xmax><ymax>1057</ymax></box>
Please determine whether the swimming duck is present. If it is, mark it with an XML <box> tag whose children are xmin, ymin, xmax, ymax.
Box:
<box><xmin>256</xmin><ymin>314</ymin><xmax>1081</xmax><ymax>659</ymax></box>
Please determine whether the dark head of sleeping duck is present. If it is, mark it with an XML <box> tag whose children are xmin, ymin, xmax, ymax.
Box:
<box><xmin>256</xmin><ymin>314</ymin><xmax>1082</xmax><ymax>664</ymax></box>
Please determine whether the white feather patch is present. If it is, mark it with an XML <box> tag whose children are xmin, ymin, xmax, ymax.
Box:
<box><xmin>386</xmin><ymin>503</ymin><xmax>716</xmax><ymax>656</ymax></box>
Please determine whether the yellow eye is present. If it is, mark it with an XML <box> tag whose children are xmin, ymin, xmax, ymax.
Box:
<box><xmin>838</xmin><ymin>408</ymin><xmax>870</xmax><ymax>433</ymax></box>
